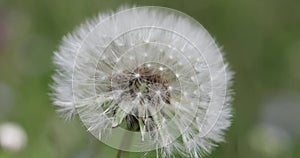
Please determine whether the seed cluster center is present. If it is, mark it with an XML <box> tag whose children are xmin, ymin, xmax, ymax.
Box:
<box><xmin>111</xmin><ymin>63</ymin><xmax>172</xmax><ymax>105</ymax></box>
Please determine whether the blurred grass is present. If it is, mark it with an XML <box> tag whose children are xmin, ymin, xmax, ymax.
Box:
<box><xmin>0</xmin><ymin>0</ymin><xmax>300</xmax><ymax>158</ymax></box>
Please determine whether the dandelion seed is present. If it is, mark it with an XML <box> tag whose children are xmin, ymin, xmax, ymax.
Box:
<box><xmin>51</xmin><ymin>6</ymin><xmax>233</xmax><ymax>158</ymax></box>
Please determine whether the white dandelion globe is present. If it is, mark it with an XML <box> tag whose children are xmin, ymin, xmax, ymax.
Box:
<box><xmin>0</xmin><ymin>123</ymin><xmax>27</xmax><ymax>152</ymax></box>
<box><xmin>51</xmin><ymin>6</ymin><xmax>233</xmax><ymax>158</ymax></box>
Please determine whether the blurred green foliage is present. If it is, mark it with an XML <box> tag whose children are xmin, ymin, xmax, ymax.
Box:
<box><xmin>0</xmin><ymin>0</ymin><xmax>299</xmax><ymax>158</ymax></box>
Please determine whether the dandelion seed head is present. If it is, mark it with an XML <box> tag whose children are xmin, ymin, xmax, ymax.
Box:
<box><xmin>0</xmin><ymin>123</ymin><xmax>27</xmax><ymax>152</ymax></box>
<box><xmin>51</xmin><ymin>6</ymin><xmax>233</xmax><ymax>158</ymax></box>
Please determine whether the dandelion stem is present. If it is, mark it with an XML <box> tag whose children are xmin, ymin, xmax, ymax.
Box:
<box><xmin>116</xmin><ymin>128</ymin><xmax>133</xmax><ymax>158</ymax></box>
<box><xmin>116</xmin><ymin>149</ymin><xmax>122</xmax><ymax>158</ymax></box>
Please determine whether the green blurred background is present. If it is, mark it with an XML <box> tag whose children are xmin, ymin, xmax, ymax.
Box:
<box><xmin>0</xmin><ymin>0</ymin><xmax>300</xmax><ymax>158</ymax></box>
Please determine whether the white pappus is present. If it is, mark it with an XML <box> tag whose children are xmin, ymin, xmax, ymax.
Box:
<box><xmin>51</xmin><ymin>6</ymin><xmax>233</xmax><ymax>158</ymax></box>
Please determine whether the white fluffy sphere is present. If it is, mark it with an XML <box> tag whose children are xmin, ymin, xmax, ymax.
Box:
<box><xmin>0</xmin><ymin>123</ymin><xmax>27</xmax><ymax>152</ymax></box>
<box><xmin>51</xmin><ymin>6</ymin><xmax>233</xmax><ymax>158</ymax></box>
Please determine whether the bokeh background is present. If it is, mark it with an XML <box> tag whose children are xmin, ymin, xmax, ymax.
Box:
<box><xmin>1</xmin><ymin>0</ymin><xmax>300</xmax><ymax>158</ymax></box>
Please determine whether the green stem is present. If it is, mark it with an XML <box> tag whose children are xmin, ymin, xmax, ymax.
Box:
<box><xmin>116</xmin><ymin>128</ymin><xmax>133</xmax><ymax>158</ymax></box>
<box><xmin>116</xmin><ymin>149</ymin><xmax>123</xmax><ymax>158</ymax></box>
